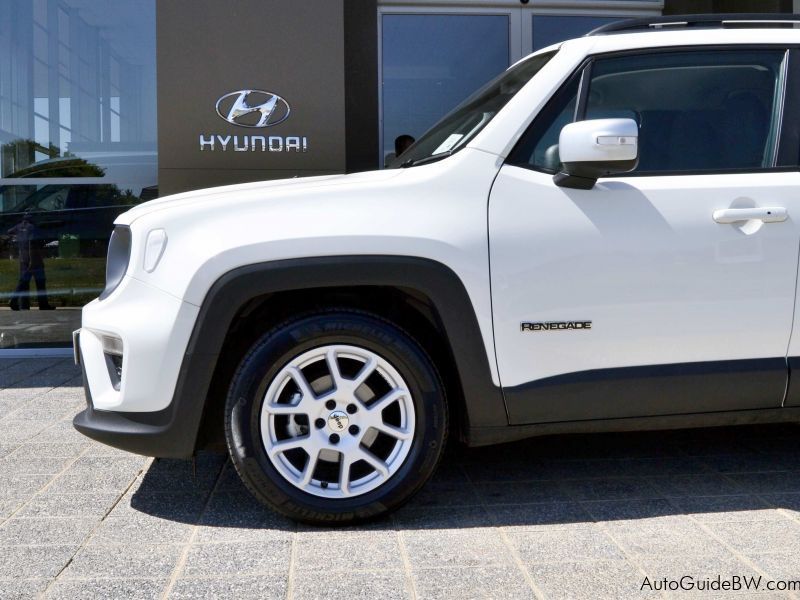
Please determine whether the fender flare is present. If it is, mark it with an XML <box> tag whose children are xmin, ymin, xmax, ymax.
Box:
<box><xmin>172</xmin><ymin>255</ymin><xmax>506</xmax><ymax>456</ymax></box>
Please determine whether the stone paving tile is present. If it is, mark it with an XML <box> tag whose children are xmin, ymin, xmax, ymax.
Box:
<box><xmin>727</xmin><ymin>471</ymin><xmax>800</xmax><ymax>495</ymax></box>
<box><xmin>0</xmin><ymin>517</ymin><xmax>98</xmax><ymax>546</ymax></box>
<box><xmin>0</xmin><ymin>359</ymin><xmax>62</xmax><ymax>389</ymax></box>
<box><xmin>636</xmin><ymin>554</ymin><xmax>762</xmax><ymax>594</ymax></box>
<box><xmin>704</xmin><ymin>519</ymin><xmax>800</xmax><ymax>558</ymax></box>
<box><xmin>60</xmin><ymin>544</ymin><xmax>184</xmax><ymax>579</ymax></box>
<box><xmin>393</xmin><ymin>505</ymin><xmax>493</xmax><ymax>530</ymax></box>
<box><xmin>1</xmin><ymin>360</ymin><xmax>800</xmax><ymax>599</ymax></box>
<box><xmin>527</xmin><ymin>560</ymin><xmax>657</xmax><ymax>599</ymax></box>
<box><xmin>509</xmin><ymin>525</ymin><xmax>625</xmax><ymax>564</ymax></box>
<box><xmin>669</xmin><ymin>495</ymin><xmax>786</xmax><ymax>523</ymax></box>
<box><xmin>404</xmin><ymin>481</ymin><xmax>482</xmax><ymax>508</ymax></box>
<box><xmin>0</xmin><ymin>420</ymin><xmax>55</xmax><ymax>445</ymax></box>
<box><xmin>412</xmin><ymin>565</ymin><xmax>533</xmax><ymax>600</ymax></box>
<box><xmin>561</xmin><ymin>476</ymin><xmax>662</xmax><ymax>501</ymax></box>
<box><xmin>581</xmin><ymin>498</ymin><xmax>681</xmax><ymax>525</ymax></box>
<box><xmin>0</xmin><ymin>473</ymin><xmax>53</xmax><ymax>499</ymax></box>
<box><xmin>646</xmin><ymin>473</ymin><xmax>747</xmax><ymax>497</ymax></box>
<box><xmin>1</xmin><ymin>456</ymin><xmax>74</xmax><ymax>475</ymax></box>
<box><xmin>111</xmin><ymin>489</ymin><xmax>211</xmax><ymax>523</ymax></box>
<box><xmin>0</xmin><ymin>496</ymin><xmax>26</xmax><ymax>520</ymax></box>
<box><xmin>294</xmin><ymin>530</ymin><xmax>404</xmax><ymax>571</ymax></box>
<box><xmin>473</xmin><ymin>480</ymin><xmax>570</xmax><ymax>504</ymax></box>
<box><xmin>44</xmin><ymin>578</ymin><xmax>169</xmax><ymax>599</ymax></box>
<box><xmin>605</xmin><ymin>519</ymin><xmax>735</xmax><ymax>559</ymax></box>
<box><xmin>402</xmin><ymin>530</ymin><xmax>514</xmax><ymax>569</ymax></box>
<box><xmin>169</xmin><ymin>574</ymin><xmax>288</xmax><ymax>600</ymax></box>
<box><xmin>0</xmin><ymin>545</ymin><xmax>76</xmax><ymax>579</ymax></box>
<box><xmin>87</xmin><ymin>515</ymin><xmax>195</xmax><ymax>546</ymax></box>
<box><xmin>0</xmin><ymin>578</ymin><xmax>50</xmax><ymax>600</ymax></box>
<box><xmin>179</xmin><ymin>540</ymin><xmax>292</xmax><ymax>578</ymax></box>
<box><xmin>15</xmin><ymin>492</ymin><xmax>121</xmax><ymax>519</ymax></box>
<box><xmin>487</xmin><ymin>501</ymin><xmax>594</xmax><ymax>530</ymax></box>
<box><xmin>746</xmin><ymin>551</ymin><xmax>800</xmax><ymax>583</ymax></box>
<box><xmin>8</xmin><ymin>441</ymin><xmax>90</xmax><ymax>458</ymax></box>
<box><xmin>294</xmin><ymin>570</ymin><xmax>410</xmax><ymax>600</ymax></box>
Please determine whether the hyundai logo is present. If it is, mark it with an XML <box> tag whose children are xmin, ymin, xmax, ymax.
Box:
<box><xmin>215</xmin><ymin>90</ymin><xmax>291</xmax><ymax>128</ymax></box>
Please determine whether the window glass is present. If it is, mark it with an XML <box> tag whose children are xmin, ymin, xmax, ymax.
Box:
<box><xmin>511</xmin><ymin>50</ymin><xmax>786</xmax><ymax>175</ymax></box>
<box><xmin>392</xmin><ymin>51</ymin><xmax>556</xmax><ymax>168</ymax></box>
<box><xmin>0</xmin><ymin>0</ymin><xmax>156</xmax><ymax>348</ymax></box>
<box><xmin>381</xmin><ymin>14</ymin><xmax>510</xmax><ymax>166</ymax></box>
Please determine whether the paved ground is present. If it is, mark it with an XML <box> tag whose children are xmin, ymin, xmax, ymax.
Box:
<box><xmin>1</xmin><ymin>358</ymin><xmax>800</xmax><ymax>599</ymax></box>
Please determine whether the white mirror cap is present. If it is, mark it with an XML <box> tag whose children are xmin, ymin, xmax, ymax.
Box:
<box><xmin>559</xmin><ymin>118</ymin><xmax>639</xmax><ymax>164</ymax></box>
<box><xmin>143</xmin><ymin>229</ymin><xmax>168</xmax><ymax>273</ymax></box>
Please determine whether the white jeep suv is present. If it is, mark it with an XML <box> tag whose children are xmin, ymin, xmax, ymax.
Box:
<box><xmin>74</xmin><ymin>15</ymin><xmax>800</xmax><ymax>524</ymax></box>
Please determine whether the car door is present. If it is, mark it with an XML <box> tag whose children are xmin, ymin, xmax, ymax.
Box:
<box><xmin>488</xmin><ymin>46</ymin><xmax>800</xmax><ymax>425</ymax></box>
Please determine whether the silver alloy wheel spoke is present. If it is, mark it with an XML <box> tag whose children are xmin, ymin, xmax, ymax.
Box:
<box><xmin>260</xmin><ymin>344</ymin><xmax>415</xmax><ymax>499</ymax></box>
<box><xmin>352</xmin><ymin>356</ymin><xmax>377</xmax><ymax>389</ymax></box>
<box><xmin>367</xmin><ymin>389</ymin><xmax>408</xmax><ymax>414</ymax></box>
<box><xmin>300</xmin><ymin>450</ymin><xmax>319</xmax><ymax>486</ymax></box>
<box><xmin>268</xmin><ymin>436</ymin><xmax>309</xmax><ymax>458</ymax></box>
<box><xmin>374</xmin><ymin>423</ymin><xmax>413</xmax><ymax>441</ymax></box>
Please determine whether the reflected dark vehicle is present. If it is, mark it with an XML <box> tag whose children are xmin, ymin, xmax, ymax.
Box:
<box><xmin>0</xmin><ymin>183</ymin><xmax>135</xmax><ymax>259</ymax></box>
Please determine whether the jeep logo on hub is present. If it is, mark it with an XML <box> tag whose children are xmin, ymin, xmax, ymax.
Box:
<box><xmin>200</xmin><ymin>89</ymin><xmax>308</xmax><ymax>153</ymax></box>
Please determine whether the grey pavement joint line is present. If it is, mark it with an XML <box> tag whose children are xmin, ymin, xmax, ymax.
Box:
<box><xmin>161</xmin><ymin>458</ymin><xmax>228</xmax><ymax>600</ymax></box>
<box><xmin>1</xmin><ymin>398</ymin><xmax>84</xmax><ymax>457</ymax></box>
<box><xmin>0</xmin><ymin>359</ymin><xmax>70</xmax><ymax>392</ymax></box>
<box><xmin>39</xmin><ymin>453</ymin><xmax>146</xmax><ymax>596</ymax></box>
<box><xmin>661</xmin><ymin>491</ymin><xmax>794</xmax><ymax>600</ymax></box>
<box><xmin>589</xmin><ymin>517</ymin><xmax>664</xmax><ymax>600</ymax></box>
<box><xmin>0</xmin><ymin>440</ymin><xmax>98</xmax><ymax>528</ymax></box>
<box><xmin>716</xmin><ymin>472</ymin><xmax>800</xmax><ymax>600</ymax></box>
<box><xmin>392</xmin><ymin>516</ymin><xmax>418</xmax><ymax>600</ymax></box>
<box><xmin>286</xmin><ymin>526</ymin><xmax>298</xmax><ymax>600</ymax></box>
<box><xmin>463</xmin><ymin>462</ymin><xmax>545</xmax><ymax>599</ymax></box>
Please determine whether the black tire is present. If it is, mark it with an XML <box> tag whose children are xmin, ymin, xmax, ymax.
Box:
<box><xmin>224</xmin><ymin>310</ymin><xmax>448</xmax><ymax>525</ymax></box>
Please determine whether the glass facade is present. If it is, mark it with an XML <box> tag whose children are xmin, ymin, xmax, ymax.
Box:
<box><xmin>0</xmin><ymin>0</ymin><xmax>156</xmax><ymax>348</ymax></box>
<box><xmin>381</xmin><ymin>14</ymin><xmax>510</xmax><ymax>165</ymax></box>
<box><xmin>532</xmin><ymin>15</ymin><xmax>621</xmax><ymax>51</ymax></box>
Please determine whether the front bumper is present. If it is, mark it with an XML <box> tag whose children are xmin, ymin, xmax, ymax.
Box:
<box><xmin>72</xmin><ymin>275</ymin><xmax>205</xmax><ymax>458</ymax></box>
<box><xmin>73</xmin><ymin>349</ymin><xmax>200</xmax><ymax>458</ymax></box>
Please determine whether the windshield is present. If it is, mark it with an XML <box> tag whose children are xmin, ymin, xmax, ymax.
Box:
<box><xmin>390</xmin><ymin>50</ymin><xmax>557</xmax><ymax>168</ymax></box>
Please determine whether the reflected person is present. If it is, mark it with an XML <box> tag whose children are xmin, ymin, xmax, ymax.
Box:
<box><xmin>384</xmin><ymin>134</ymin><xmax>417</xmax><ymax>167</ymax></box>
<box><xmin>8</xmin><ymin>213</ymin><xmax>55</xmax><ymax>311</ymax></box>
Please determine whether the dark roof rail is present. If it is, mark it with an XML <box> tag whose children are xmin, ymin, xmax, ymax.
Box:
<box><xmin>587</xmin><ymin>14</ymin><xmax>800</xmax><ymax>36</ymax></box>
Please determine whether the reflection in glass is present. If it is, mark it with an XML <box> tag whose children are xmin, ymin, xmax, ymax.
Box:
<box><xmin>0</xmin><ymin>0</ymin><xmax>157</xmax><ymax>348</ymax></box>
<box><xmin>532</xmin><ymin>15</ymin><xmax>620</xmax><ymax>51</ymax></box>
<box><xmin>381</xmin><ymin>14</ymin><xmax>510</xmax><ymax>165</ymax></box>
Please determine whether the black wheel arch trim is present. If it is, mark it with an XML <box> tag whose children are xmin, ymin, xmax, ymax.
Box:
<box><xmin>75</xmin><ymin>255</ymin><xmax>506</xmax><ymax>458</ymax></box>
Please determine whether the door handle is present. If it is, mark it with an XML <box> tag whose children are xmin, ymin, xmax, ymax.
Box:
<box><xmin>712</xmin><ymin>207</ymin><xmax>788</xmax><ymax>224</ymax></box>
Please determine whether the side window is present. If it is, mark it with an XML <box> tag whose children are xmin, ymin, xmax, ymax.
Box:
<box><xmin>509</xmin><ymin>49</ymin><xmax>787</xmax><ymax>175</ymax></box>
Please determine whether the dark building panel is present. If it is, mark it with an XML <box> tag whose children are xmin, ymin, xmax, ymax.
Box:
<box><xmin>345</xmin><ymin>0</ymin><xmax>379</xmax><ymax>173</ymax></box>
<box><xmin>156</xmin><ymin>0</ymin><xmax>348</xmax><ymax>196</ymax></box>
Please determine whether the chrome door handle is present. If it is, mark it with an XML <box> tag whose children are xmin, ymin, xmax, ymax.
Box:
<box><xmin>713</xmin><ymin>207</ymin><xmax>788</xmax><ymax>224</ymax></box>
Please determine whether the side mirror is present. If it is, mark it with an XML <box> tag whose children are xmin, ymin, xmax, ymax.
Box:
<box><xmin>554</xmin><ymin>118</ymin><xmax>639</xmax><ymax>190</ymax></box>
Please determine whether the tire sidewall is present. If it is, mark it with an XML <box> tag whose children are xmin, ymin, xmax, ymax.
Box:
<box><xmin>225</xmin><ymin>312</ymin><xmax>446</xmax><ymax>523</ymax></box>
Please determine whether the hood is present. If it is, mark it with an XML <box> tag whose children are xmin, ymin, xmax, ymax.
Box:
<box><xmin>116</xmin><ymin>169</ymin><xmax>403</xmax><ymax>226</ymax></box>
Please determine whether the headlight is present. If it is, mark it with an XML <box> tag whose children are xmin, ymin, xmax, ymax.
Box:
<box><xmin>143</xmin><ymin>229</ymin><xmax>167</xmax><ymax>273</ymax></box>
<box><xmin>99</xmin><ymin>226</ymin><xmax>131</xmax><ymax>300</ymax></box>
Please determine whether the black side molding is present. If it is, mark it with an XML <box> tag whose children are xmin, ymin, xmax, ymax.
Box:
<box><xmin>504</xmin><ymin>358</ymin><xmax>787</xmax><ymax>425</ymax></box>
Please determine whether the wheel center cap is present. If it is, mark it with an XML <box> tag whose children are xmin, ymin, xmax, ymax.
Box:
<box><xmin>327</xmin><ymin>410</ymin><xmax>349</xmax><ymax>432</ymax></box>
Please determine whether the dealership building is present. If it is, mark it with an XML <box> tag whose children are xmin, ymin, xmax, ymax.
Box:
<box><xmin>0</xmin><ymin>0</ymin><xmax>796</xmax><ymax>351</ymax></box>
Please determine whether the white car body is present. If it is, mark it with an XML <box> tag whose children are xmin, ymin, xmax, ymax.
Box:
<box><xmin>76</xmin><ymin>25</ymin><xmax>800</xmax><ymax>458</ymax></box>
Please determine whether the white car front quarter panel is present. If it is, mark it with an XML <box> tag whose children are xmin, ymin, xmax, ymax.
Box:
<box><xmin>80</xmin><ymin>275</ymin><xmax>200</xmax><ymax>412</ymax></box>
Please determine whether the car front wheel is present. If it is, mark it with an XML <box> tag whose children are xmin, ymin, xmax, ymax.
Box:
<box><xmin>224</xmin><ymin>311</ymin><xmax>447</xmax><ymax>524</ymax></box>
